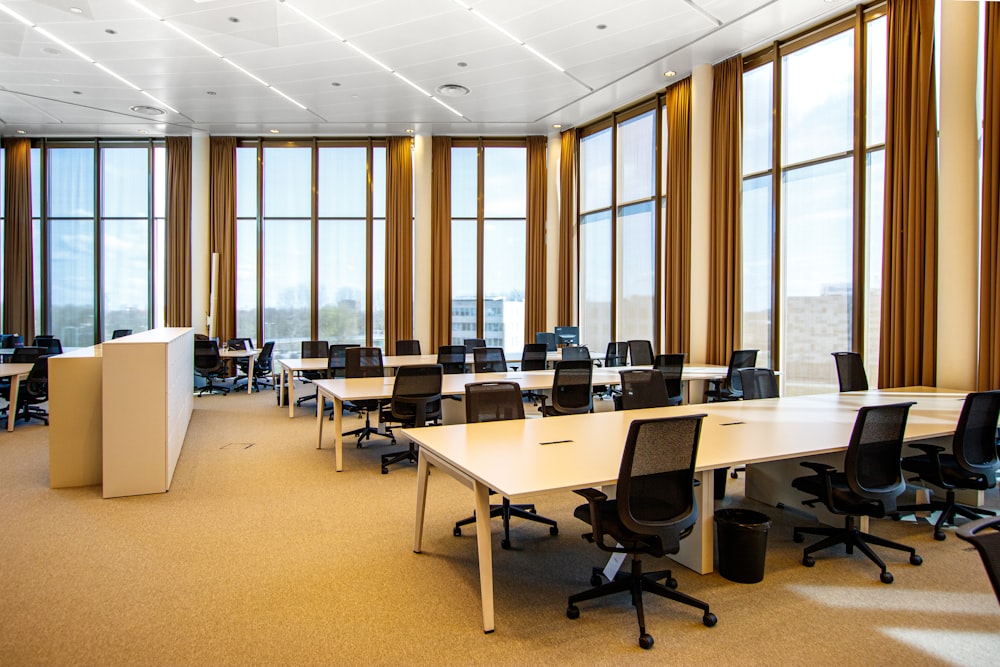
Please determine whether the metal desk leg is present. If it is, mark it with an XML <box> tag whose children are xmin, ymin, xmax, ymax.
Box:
<box><xmin>474</xmin><ymin>480</ymin><xmax>495</xmax><ymax>633</ymax></box>
<box><xmin>7</xmin><ymin>374</ymin><xmax>21</xmax><ymax>431</ymax></box>
<box><xmin>332</xmin><ymin>397</ymin><xmax>344</xmax><ymax>471</ymax></box>
<box><xmin>413</xmin><ymin>453</ymin><xmax>430</xmax><ymax>553</ymax></box>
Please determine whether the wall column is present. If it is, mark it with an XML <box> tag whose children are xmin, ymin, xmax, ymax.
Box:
<box><xmin>689</xmin><ymin>63</ymin><xmax>714</xmax><ymax>364</ymax></box>
<box><xmin>190</xmin><ymin>134</ymin><xmax>210</xmax><ymax>335</ymax></box>
<box><xmin>412</xmin><ymin>133</ymin><xmax>433</xmax><ymax>348</ymax></box>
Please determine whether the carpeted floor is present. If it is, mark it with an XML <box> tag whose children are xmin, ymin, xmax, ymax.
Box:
<box><xmin>1</xmin><ymin>386</ymin><xmax>998</xmax><ymax>666</ymax></box>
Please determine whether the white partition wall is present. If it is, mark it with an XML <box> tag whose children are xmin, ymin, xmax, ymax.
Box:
<box><xmin>101</xmin><ymin>328</ymin><xmax>194</xmax><ymax>499</ymax></box>
<box><xmin>49</xmin><ymin>345</ymin><xmax>104</xmax><ymax>488</ymax></box>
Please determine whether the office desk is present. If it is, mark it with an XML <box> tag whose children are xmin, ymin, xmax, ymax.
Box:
<box><xmin>405</xmin><ymin>387</ymin><xmax>966</xmax><ymax>633</ymax></box>
<box><xmin>0</xmin><ymin>363</ymin><xmax>35</xmax><ymax>431</ymax></box>
<box><xmin>312</xmin><ymin>369</ymin><xmax>625</xmax><ymax>472</ymax></box>
<box><xmin>220</xmin><ymin>348</ymin><xmax>259</xmax><ymax>395</ymax></box>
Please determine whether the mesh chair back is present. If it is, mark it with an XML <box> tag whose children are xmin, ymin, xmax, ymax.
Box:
<box><xmin>301</xmin><ymin>340</ymin><xmax>329</xmax><ymax>359</ymax></box>
<box><xmin>535</xmin><ymin>332</ymin><xmax>557</xmax><ymax>351</ymax></box>
<box><xmin>346</xmin><ymin>347</ymin><xmax>384</xmax><ymax>379</ymax></box>
<box><xmin>550</xmin><ymin>359</ymin><xmax>594</xmax><ymax>415</ymax></box>
<box><xmin>396</xmin><ymin>339</ymin><xmax>421</xmax><ymax>356</ymax></box>
<box><xmin>256</xmin><ymin>341</ymin><xmax>275</xmax><ymax>375</ymax></box>
<box><xmin>111</xmin><ymin>329</ymin><xmax>132</xmax><ymax>339</ymax></box>
<box><xmin>23</xmin><ymin>355</ymin><xmax>49</xmax><ymax>402</ymax></box>
<box><xmin>465</xmin><ymin>381</ymin><xmax>525</xmax><ymax>423</ymax></box>
<box><xmin>437</xmin><ymin>345</ymin><xmax>467</xmax><ymax>374</ymax></box>
<box><xmin>737</xmin><ymin>368</ymin><xmax>779</xmax><ymax>400</ymax></box>
<box><xmin>519</xmin><ymin>343</ymin><xmax>548</xmax><ymax>371</ymax></box>
<box><xmin>463</xmin><ymin>338</ymin><xmax>486</xmax><ymax>353</ymax></box>
<box><xmin>618</xmin><ymin>369</ymin><xmax>670</xmax><ymax>410</ymax></box>
<box><xmin>616</xmin><ymin>415</ymin><xmax>706</xmax><ymax>552</ymax></box>
<box><xmin>227</xmin><ymin>338</ymin><xmax>248</xmax><ymax>350</ymax></box>
<box><xmin>604</xmin><ymin>342</ymin><xmax>629</xmax><ymax>368</ymax></box>
<box><xmin>832</xmin><ymin>351</ymin><xmax>869</xmax><ymax>392</ymax></box>
<box><xmin>11</xmin><ymin>346</ymin><xmax>43</xmax><ymax>363</ymax></box>
<box><xmin>726</xmin><ymin>349</ymin><xmax>759</xmax><ymax>395</ymax></box>
<box><xmin>194</xmin><ymin>340</ymin><xmax>222</xmax><ymax>373</ymax></box>
<box><xmin>844</xmin><ymin>402</ymin><xmax>914</xmax><ymax>507</ymax></box>
<box><xmin>327</xmin><ymin>344</ymin><xmax>359</xmax><ymax>378</ymax></box>
<box><xmin>473</xmin><ymin>347</ymin><xmax>507</xmax><ymax>373</ymax></box>
<box><xmin>33</xmin><ymin>335</ymin><xmax>54</xmax><ymax>346</ymax></box>
<box><xmin>653</xmin><ymin>353</ymin><xmax>686</xmax><ymax>401</ymax></box>
<box><xmin>389</xmin><ymin>364</ymin><xmax>443</xmax><ymax>425</ymax></box>
<box><xmin>561</xmin><ymin>346</ymin><xmax>591</xmax><ymax>361</ymax></box>
<box><xmin>628</xmin><ymin>340</ymin><xmax>655</xmax><ymax>366</ymax></box>
<box><xmin>39</xmin><ymin>338</ymin><xmax>62</xmax><ymax>355</ymax></box>
<box><xmin>952</xmin><ymin>391</ymin><xmax>1000</xmax><ymax>476</ymax></box>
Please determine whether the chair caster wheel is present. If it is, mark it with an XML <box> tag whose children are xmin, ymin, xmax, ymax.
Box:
<box><xmin>934</xmin><ymin>531</ymin><xmax>946</xmax><ymax>541</ymax></box>
<box><xmin>891</xmin><ymin>514</ymin><xmax>902</xmax><ymax>521</ymax></box>
<box><xmin>549</xmin><ymin>526</ymin><xmax>559</xmax><ymax>536</ymax></box>
<box><xmin>566</xmin><ymin>604</ymin><xmax>579</xmax><ymax>620</ymax></box>
<box><xmin>802</xmin><ymin>555</ymin><xmax>815</xmax><ymax>567</ymax></box>
<box><xmin>666</xmin><ymin>577</ymin><xmax>678</xmax><ymax>589</ymax></box>
<box><xmin>793</xmin><ymin>532</ymin><xmax>804</xmax><ymax>543</ymax></box>
<box><xmin>703</xmin><ymin>612</ymin><xmax>718</xmax><ymax>627</ymax></box>
<box><xmin>880</xmin><ymin>571</ymin><xmax>894</xmax><ymax>584</ymax></box>
<box><xmin>381</xmin><ymin>467</ymin><xmax>388</xmax><ymax>474</ymax></box>
<box><xmin>501</xmin><ymin>539</ymin><xmax>511</xmax><ymax>550</ymax></box>
<box><xmin>453</xmin><ymin>527</ymin><xmax>462</xmax><ymax>537</ymax></box>
<box><xmin>639</xmin><ymin>633</ymin><xmax>654</xmax><ymax>649</ymax></box>
<box><xmin>590</xmin><ymin>573</ymin><xmax>604</xmax><ymax>586</ymax></box>
<box><xmin>910</xmin><ymin>554</ymin><xmax>922</xmax><ymax>566</ymax></box>
<box><xmin>730</xmin><ymin>471</ymin><xmax>738</xmax><ymax>479</ymax></box>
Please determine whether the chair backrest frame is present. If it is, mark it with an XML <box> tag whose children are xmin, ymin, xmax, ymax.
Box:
<box><xmin>464</xmin><ymin>381</ymin><xmax>525</xmax><ymax>423</ymax></box>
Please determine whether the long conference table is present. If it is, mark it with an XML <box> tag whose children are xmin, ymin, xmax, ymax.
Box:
<box><xmin>403</xmin><ymin>387</ymin><xmax>969</xmax><ymax>634</ymax></box>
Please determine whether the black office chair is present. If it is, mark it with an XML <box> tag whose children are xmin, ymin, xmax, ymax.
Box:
<box><xmin>627</xmin><ymin>340</ymin><xmax>655</xmax><ymax>366</ymax></box>
<box><xmin>111</xmin><ymin>329</ymin><xmax>132</xmax><ymax>339</ymax></box>
<box><xmin>791</xmin><ymin>402</ymin><xmax>922</xmax><ymax>583</ymax></box>
<box><xmin>727</xmin><ymin>368</ymin><xmax>780</xmax><ymax>483</ymax></box>
<box><xmin>566</xmin><ymin>414</ymin><xmax>716</xmax><ymax>649</ymax></box>
<box><xmin>896</xmin><ymin>390</ymin><xmax>1000</xmax><ymax>540</ymax></box>
<box><xmin>539</xmin><ymin>359</ymin><xmax>593</xmax><ymax>417</ymax></box>
<box><xmin>34</xmin><ymin>336</ymin><xmax>62</xmax><ymax>355</ymax></box>
<box><xmin>832</xmin><ymin>351</ymin><xmax>869</xmax><ymax>392</ymax></box>
<box><xmin>14</xmin><ymin>355</ymin><xmax>50</xmax><ymax>425</ymax></box>
<box><xmin>535</xmin><ymin>332</ymin><xmax>557</xmax><ymax>352</ymax></box>
<box><xmin>437</xmin><ymin>345</ymin><xmax>467</xmax><ymax>374</ymax></box>
<box><xmin>463</xmin><ymin>338</ymin><xmax>486</xmax><ymax>354</ymax></box>
<box><xmin>194</xmin><ymin>339</ymin><xmax>229</xmax><ymax>396</ymax></box>
<box><xmin>653</xmin><ymin>353</ymin><xmax>686</xmax><ymax>406</ymax></box>
<box><xmin>235</xmin><ymin>341</ymin><xmax>274</xmax><ymax>392</ymax></box>
<box><xmin>617</xmin><ymin>369</ymin><xmax>670</xmax><ymax>410</ymax></box>
<box><xmin>705</xmin><ymin>349</ymin><xmax>758</xmax><ymax>402</ymax></box>
<box><xmin>956</xmin><ymin>515</ymin><xmax>1000</xmax><ymax>605</ymax></box>
<box><xmin>10</xmin><ymin>346</ymin><xmax>44</xmax><ymax>363</ymax></box>
<box><xmin>379</xmin><ymin>364</ymin><xmax>443</xmax><ymax>474</ymax></box>
<box><xmin>473</xmin><ymin>346</ymin><xmax>507</xmax><ymax>373</ymax></box>
<box><xmin>518</xmin><ymin>343</ymin><xmax>548</xmax><ymax>371</ymax></box>
<box><xmin>603</xmin><ymin>342</ymin><xmax>628</xmax><ymax>367</ymax></box>
<box><xmin>561</xmin><ymin>345</ymin><xmax>591</xmax><ymax>361</ymax></box>
<box><xmin>453</xmin><ymin>381</ymin><xmax>559</xmax><ymax>549</ymax></box>
<box><xmin>343</xmin><ymin>347</ymin><xmax>388</xmax><ymax>446</ymax></box>
<box><xmin>296</xmin><ymin>340</ymin><xmax>330</xmax><ymax>406</ymax></box>
<box><xmin>227</xmin><ymin>337</ymin><xmax>253</xmax><ymax>382</ymax></box>
<box><xmin>396</xmin><ymin>339</ymin><xmax>421</xmax><ymax>356</ymax></box>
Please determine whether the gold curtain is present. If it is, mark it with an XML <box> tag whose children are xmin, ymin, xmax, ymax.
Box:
<box><xmin>557</xmin><ymin>129</ymin><xmax>576</xmax><ymax>326</ymax></box>
<box><xmin>880</xmin><ymin>0</ymin><xmax>938</xmax><ymax>389</ymax></box>
<box><xmin>707</xmin><ymin>56</ymin><xmax>743</xmax><ymax>366</ymax></box>
<box><xmin>430</xmin><ymin>137</ymin><xmax>452</xmax><ymax>349</ymax></box>
<box><xmin>664</xmin><ymin>78</ymin><xmax>692</xmax><ymax>355</ymax></box>
<box><xmin>385</xmin><ymin>136</ymin><xmax>414</xmax><ymax>356</ymax></box>
<box><xmin>165</xmin><ymin>136</ymin><xmax>192</xmax><ymax>327</ymax></box>
<box><xmin>979</xmin><ymin>4</ymin><xmax>1000</xmax><ymax>390</ymax></box>
<box><xmin>209</xmin><ymin>137</ymin><xmax>237</xmax><ymax>342</ymax></box>
<box><xmin>525</xmin><ymin>136</ymin><xmax>547</xmax><ymax>341</ymax></box>
<box><xmin>2</xmin><ymin>138</ymin><xmax>34</xmax><ymax>341</ymax></box>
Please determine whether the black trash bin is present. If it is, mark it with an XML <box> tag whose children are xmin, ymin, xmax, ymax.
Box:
<box><xmin>715</xmin><ymin>508</ymin><xmax>771</xmax><ymax>583</ymax></box>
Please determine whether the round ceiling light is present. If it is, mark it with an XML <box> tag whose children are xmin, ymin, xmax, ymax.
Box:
<box><xmin>130</xmin><ymin>105</ymin><xmax>165</xmax><ymax>116</ymax></box>
<box><xmin>435</xmin><ymin>83</ymin><xmax>470</xmax><ymax>98</ymax></box>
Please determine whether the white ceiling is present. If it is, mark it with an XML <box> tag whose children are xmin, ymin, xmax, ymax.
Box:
<box><xmin>0</xmin><ymin>0</ymin><xmax>865</xmax><ymax>137</ymax></box>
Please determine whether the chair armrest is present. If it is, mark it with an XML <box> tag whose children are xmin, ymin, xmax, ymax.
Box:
<box><xmin>799</xmin><ymin>461</ymin><xmax>836</xmax><ymax>474</ymax></box>
<box><xmin>906</xmin><ymin>442</ymin><xmax>946</xmax><ymax>456</ymax></box>
<box><xmin>409</xmin><ymin>397</ymin><xmax>431</xmax><ymax>428</ymax></box>
<box><xmin>573</xmin><ymin>488</ymin><xmax>608</xmax><ymax>503</ymax></box>
<box><xmin>573</xmin><ymin>488</ymin><xmax>619</xmax><ymax>550</ymax></box>
<box><xmin>957</xmin><ymin>515</ymin><xmax>1000</xmax><ymax>541</ymax></box>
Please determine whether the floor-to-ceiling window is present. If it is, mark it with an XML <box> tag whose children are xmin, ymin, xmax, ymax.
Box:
<box><xmin>449</xmin><ymin>140</ymin><xmax>527</xmax><ymax>352</ymax></box>
<box><xmin>742</xmin><ymin>5</ymin><xmax>887</xmax><ymax>395</ymax></box>
<box><xmin>235</xmin><ymin>140</ymin><xmax>387</xmax><ymax>358</ymax></box>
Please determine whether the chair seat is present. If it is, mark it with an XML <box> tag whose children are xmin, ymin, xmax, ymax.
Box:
<box><xmin>792</xmin><ymin>473</ymin><xmax>891</xmax><ymax>518</ymax></box>
<box><xmin>901</xmin><ymin>453</ymin><xmax>996</xmax><ymax>491</ymax></box>
<box><xmin>573</xmin><ymin>501</ymin><xmax>681</xmax><ymax>557</ymax></box>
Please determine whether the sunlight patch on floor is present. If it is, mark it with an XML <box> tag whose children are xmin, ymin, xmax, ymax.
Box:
<box><xmin>788</xmin><ymin>585</ymin><xmax>1000</xmax><ymax>615</ymax></box>
<box><xmin>882</xmin><ymin>628</ymin><xmax>1000</xmax><ymax>667</ymax></box>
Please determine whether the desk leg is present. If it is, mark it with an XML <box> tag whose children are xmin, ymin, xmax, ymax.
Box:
<box><xmin>672</xmin><ymin>470</ymin><xmax>714</xmax><ymax>574</ymax></box>
<box><xmin>288</xmin><ymin>371</ymin><xmax>297</xmax><ymax>418</ymax></box>
<box><xmin>7</xmin><ymin>374</ymin><xmax>21</xmax><ymax>432</ymax></box>
<box><xmin>246</xmin><ymin>357</ymin><xmax>255</xmax><ymax>394</ymax></box>
<box><xmin>474</xmin><ymin>480</ymin><xmax>496</xmax><ymax>633</ymax></box>
<box><xmin>316</xmin><ymin>393</ymin><xmax>325</xmax><ymax>449</ymax></box>
<box><xmin>332</xmin><ymin>398</ymin><xmax>344</xmax><ymax>471</ymax></box>
<box><xmin>413</xmin><ymin>453</ymin><xmax>430</xmax><ymax>553</ymax></box>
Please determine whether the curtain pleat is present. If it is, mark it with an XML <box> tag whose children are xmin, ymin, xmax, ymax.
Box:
<box><xmin>2</xmin><ymin>138</ymin><xmax>34</xmax><ymax>342</ymax></box>
<box><xmin>557</xmin><ymin>129</ymin><xmax>576</xmax><ymax>326</ymax></box>
<box><xmin>430</xmin><ymin>137</ymin><xmax>452</xmax><ymax>349</ymax></box>
<box><xmin>209</xmin><ymin>137</ymin><xmax>237</xmax><ymax>343</ymax></box>
<box><xmin>664</xmin><ymin>79</ymin><xmax>692</xmax><ymax>355</ymax></box>
<box><xmin>707</xmin><ymin>57</ymin><xmax>743</xmax><ymax>366</ymax></box>
<box><xmin>525</xmin><ymin>136</ymin><xmax>547</xmax><ymax>341</ymax></box>
<box><xmin>165</xmin><ymin>136</ymin><xmax>192</xmax><ymax>327</ymax></box>
<box><xmin>979</xmin><ymin>4</ymin><xmax>1000</xmax><ymax>390</ymax></box>
<box><xmin>880</xmin><ymin>0</ymin><xmax>938</xmax><ymax>389</ymax></box>
<box><xmin>385</xmin><ymin>137</ymin><xmax>414</xmax><ymax>356</ymax></box>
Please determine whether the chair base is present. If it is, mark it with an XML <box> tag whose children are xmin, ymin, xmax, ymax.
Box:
<box><xmin>343</xmin><ymin>411</ymin><xmax>394</xmax><ymax>448</ymax></box>
<box><xmin>196</xmin><ymin>380</ymin><xmax>229</xmax><ymax>396</ymax></box>
<box><xmin>566</xmin><ymin>556</ymin><xmax>715</xmax><ymax>649</ymax></box>
<box><xmin>793</xmin><ymin>515</ymin><xmax>922</xmax><ymax>583</ymax></box>
<box><xmin>381</xmin><ymin>442</ymin><xmax>417</xmax><ymax>474</ymax></box>
<box><xmin>898</xmin><ymin>490</ymin><xmax>997</xmax><ymax>541</ymax></box>
<box><xmin>453</xmin><ymin>498</ymin><xmax>558</xmax><ymax>550</ymax></box>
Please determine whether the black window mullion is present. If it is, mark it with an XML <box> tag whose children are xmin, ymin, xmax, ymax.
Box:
<box><xmin>94</xmin><ymin>140</ymin><xmax>103</xmax><ymax>345</ymax></box>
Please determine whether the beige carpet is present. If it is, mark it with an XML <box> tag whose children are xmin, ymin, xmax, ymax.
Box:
<box><xmin>1</xmin><ymin>387</ymin><xmax>998</xmax><ymax>666</ymax></box>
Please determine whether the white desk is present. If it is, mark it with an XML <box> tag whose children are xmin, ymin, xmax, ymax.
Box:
<box><xmin>405</xmin><ymin>387</ymin><xmax>967</xmax><ymax>633</ymax></box>
<box><xmin>0</xmin><ymin>363</ymin><xmax>36</xmax><ymax>431</ymax></box>
<box><xmin>220</xmin><ymin>348</ymin><xmax>259</xmax><ymax>395</ymax></box>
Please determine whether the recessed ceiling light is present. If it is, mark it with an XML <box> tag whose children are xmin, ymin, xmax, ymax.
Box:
<box><xmin>596</xmin><ymin>24</ymin><xmax>607</xmax><ymax>30</ymax></box>
<box><xmin>269</xmin><ymin>128</ymin><xmax>280</xmax><ymax>134</ymax></box>
<box><xmin>228</xmin><ymin>16</ymin><xmax>240</xmax><ymax>23</ymax></box>
<box><xmin>435</xmin><ymin>83</ymin><xmax>470</xmax><ymax>97</ymax></box>
<box><xmin>42</xmin><ymin>47</ymin><xmax>61</xmax><ymax>56</ymax></box>
<box><xmin>331</xmin><ymin>82</ymin><xmax>341</xmax><ymax>87</ymax></box>
<box><xmin>137</xmin><ymin>129</ymin><xmax>150</xmax><ymax>134</ymax></box>
<box><xmin>130</xmin><ymin>105</ymin><xmax>165</xmax><ymax>116</ymax></box>
<box><xmin>72</xmin><ymin>90</ymin><xmax>82</xmax><ymax>95</ymax></box>
<box><xmin>206</xmin><ymin>90</ymin><xmax>217</xmax><ymax>96</ymax></box>
<box><xmin>105</xmin><ymin>29</ymin><xmax>117</xmax><ymax>35</ymax></box>
<box><xmin>405</xmin><ymin>129</ymin><xmax>414</xmax><ymax>134</ymax></box>
<box><xmin>552</xmin><ymin>124</ymin><xmax>562</xmax><ymax>129</ymax></box>
<box><xmin>69</xmin><ymin>7</ymin><xmax>83</xmax><ymax>14</ymax></box>
<box><xmin>16</xmin><ymin>129</ymin><xmax>26</xmax><ymax>134</ymax></box>
<box><xmin>664</xmin><ymin>70</ymin><xmax>676</xmax><ymax>77</ymax></box>
<box><xmin>457</xmin><ymin>61</ymin><xmax>468</xmax><ymax>68</ymax></box>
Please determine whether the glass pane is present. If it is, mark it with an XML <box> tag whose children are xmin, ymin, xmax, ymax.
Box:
<box><xmin>782</xmin><ymin>29</ymin><xmax>855</xmax><ymax>165</ymax></box>
<box><xmin>33</xmin><ymin>218</ymin><xmax>41</xmax><ymax>336</ymax></box>
<box><xmin>263</xmin><ymin>219</ymin><xmax>310</xmax><ymax>358</ymax></box>
<box><xmin>484</xmin><ymin>147</ymin><xmax>526</xmax><ymax>218</ymax></box>
<box><xmin>263</xmin><ymin>147</ymin><xmax>311</xmax><ymax>218</ymax></box>
<box><xmin>50</xmin><ymin>218</ymin><xmax>95</xmax><ymax>347</ymax></box>
<box><xmin>153</xmin><ymin>147</ymin><xmax>166</xmax><ymax>328</ymax></box>
<box><xmin>103</xmin><ymin>219</ymin><xmax>149</xmax><ymax>339</ymax></box>
<box><xmin>372</xmin><ymin>146</ymin><xmax>386</xmax><ymax>219</ymax></box>
<box><xmin>236</xmin><ymin>218</ymin><xmax>258</xmax><ymax>341</ymax></box>
<box><xmin>781</xmin><ymin>158</ymin><xmax>853</xmax><ymax>396</ymax></box>
<box><xmin>864</xmin><ymin>149</ymin><xmax>885</xmax><ymax>383</ymax></box>
<box><xmin>580</xmin><ymin>127</ymin><xmax>612</xmax><ymax>213</ymax></box>
<box><xmin>742</xmin><ymin>175</ymin><xmax>773</xmax><ymax>368</ymax></box>
<box><xmin>372</xmin><ymin>218</ymin><xmax>386</xmax><ymax>349</ymax></box>
<box><xmin>580</xmin><ymin>209</ymin><xmax>612</xmax><ymax>354</ymax></box>
<box><xmin>617</xmin><ymin>111</ymin><xmax>655</xmax><ymax>203</ymax></box>
<box><xmin>615</xmin><ymin>201</ymin><xmax>654</xmax><ymax>342</ymax></box>
<box><xmin>450</xmin><ymin>218</ymin><xmax>477</xmax><ymax>345</ymax></box>
<box><xmin>153</xmin><ymin>146</ymin><xmax>166</xmax><ymax>220</ymax></box>
<box><xmin>101</xmin><ymin>148</ymin><xmax>148</xmax><ymax>218</ymax></box>
<box><xmin>483</xmin><ymin>219</ymin><xmax>525</xmax><ymax>351</ymax></box>
<box><xmin>236</xmin><ymin>147</ymin><xmax>258</xmax><ymax>219</ymax></box>
<box><xmin>49</xmin><ymin>147</ymin><xmax>95</xmax><ymax>217</ymax></box>
<box><xmin>451</xmin><ymin>147</ymin><xmax>477</xmax><ymax>219</ymax></box>
<box><xmin>318</xmin><ymin>219</ymin><xmax>366</xmax><ymax>345</ymax></box>
<box><xmin>866</xmin><ymin>15</ymin><xmax>888</xmax><ymax>147</ymax></box>
<box><xmin>31</xmin><ymin>147</ymin><xmax>41</xmax><ymax>218</ymax></box>
<box><xmin>318</xmin><ymin>146</ymin><xmax>367</xmax><ymax>218</ymax></box>
<box><xmin>743</xmin><ymin>63</ymin><xmax>774</xmax><ymax>175</ymax></box>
